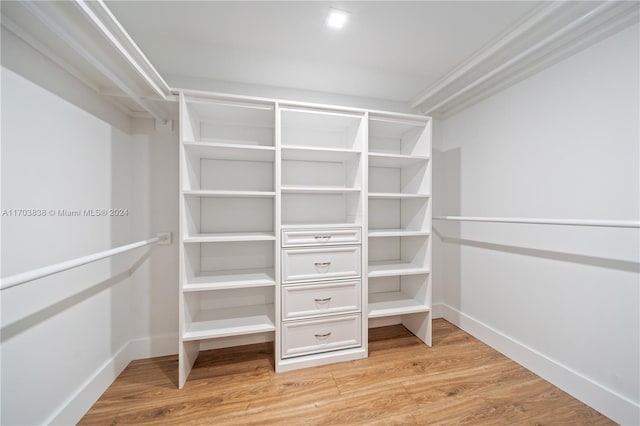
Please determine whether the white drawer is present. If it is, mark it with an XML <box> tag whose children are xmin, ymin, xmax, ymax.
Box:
<box><xmin>282</xmin><ymin>314</ymin><xmax>361</xmax><ymax>358</ymax></box>
<box><xmin>282</xmin><ymin>280</ymin><xmax>361</xmax><ymax>320</ymax></box>
<box><xmin>282</xmin><ymin>246</ymin><xmax>361</xmax><ymax>283</ymax></box>
<box><xmin>282</xmin><ymin>228</ymin><xmax>361</xmax><ymax>247</ymax></box>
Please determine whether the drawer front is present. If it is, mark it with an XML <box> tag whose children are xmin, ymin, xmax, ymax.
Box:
<box><xmin>282</xmin><ymin>246</ymin><xmax>361</xmax><ymax>283</ymax></box>
<box><xmin>282</xmin><ymin>314</ymin><xmax>361</xmax><ymax>358</ymax></box>
<box><xmin>282</xmin><ymin>228</ymin><xmax>361</xmax><ymax>247</ymax></box>
<box><xmin>282</xmin><ymin>280</ymin><xmax>361</xmax><ymax>320</ymax></box>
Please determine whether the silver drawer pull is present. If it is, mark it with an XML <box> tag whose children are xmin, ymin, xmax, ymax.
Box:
<box><xmin>314</xmin><ymin>297</ymin><xmax>332</xmax><ymax>303</ymax></box>
<box><xmin>314</xmin><ymin>261</ymin><xmax>331</xmax><ymax>267</ymax></box>
<box><xmin>314</xmin><ymin>235</ymin><xmax>331</xmax><ymax>241</ymax></box>
<box><xmin>314</xmin><ymin>332</ymin><xmax>331</xmax><ymax>338</ymax></box>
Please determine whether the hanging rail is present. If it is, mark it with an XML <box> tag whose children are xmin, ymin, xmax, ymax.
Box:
<box><xmin>19</xmin><ymin>1</ymin><xmax>169</xmax><ymax>123</ymax></box>
<box><xmin>0</xmin><ymin>233</ymin><xmax>169</xmax><ymax>291</ymax></box>
<box><xmin>433</xmin><ymin>216</ymin><xmax>640</xmax><ymax>229</ymax></box>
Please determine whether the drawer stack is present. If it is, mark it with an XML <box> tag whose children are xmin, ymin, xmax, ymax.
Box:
<box><xmin>281</xmin><ymin>228</ymin><xmax>363</xmax><ymax>360</ymax></box>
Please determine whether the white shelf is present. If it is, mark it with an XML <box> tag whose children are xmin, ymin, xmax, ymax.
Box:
<box><xmin>368</xmin><ymin>229</ymin><xmax>430</xmax><ymax>238</ymax></box>
<box><xmin>368</xmin><ymin>152</ymin><xmax>429</xmax><ymax>168</ymax></box>
<box><xmin>368</xmin><ymin>193</ymin><xmax>430</xmax><ymax>199</ymax></box>
<box><xmin>282</xmin><ymin>146</ymin><xmax>361</xmax><ymax>162</ymax></box>
<box><xmin>281</xmin><ymin>186</ymin><xmax>361</xmax><ymax>194</ymax></box>
<box><xmin>183</xmin><ymin>268</ymin><xmax>276</xmax><ymax>292</ymax></box>
<box><xmin>183</xmin><ymin>304</ymin><xmax>276</xmax><ymax>341</ymax></box>
<box><xmin>183</xmin><ymin>190</ymin><xmax>276</xmax><ymax>198</ymax></box>
<box><xmin>183</xmin><ymin>232</ymin><xmax>276</xmax><ymax>243</ymax></box>
<box><xmin>368</xmin><ymin>292</ymin><xmax>429</xmax><ymax>318</ymax></box>
<box><xmin>184</xmin><ymin>141</ymin><xmax>275</xmax><ymax>162</ymax></box>
<box><xmin>368</xmin><ymin>260</ymin><xmax>430</xmax><ymax>277</ymax></box>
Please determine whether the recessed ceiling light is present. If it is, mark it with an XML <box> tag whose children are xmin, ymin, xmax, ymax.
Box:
<box><xmin>326</xmin><ymin>7</ymin><xmax>350</xmax><ymax>29</ymax></box>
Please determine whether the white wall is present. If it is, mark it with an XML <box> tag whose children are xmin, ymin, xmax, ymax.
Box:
<box><xmin>1</xmin><ymin>30</ymin><xmax>179</xmax><ymax>425</ymax></box>
<box><xmin>127</xmin><ymin>118</ymin><xmax>179</xmax><ymax>356</ymax></box>
<box><xmin>434</xmin><ymin>23</ymin><xmax>639</xmax><ymax>424</ymax></box>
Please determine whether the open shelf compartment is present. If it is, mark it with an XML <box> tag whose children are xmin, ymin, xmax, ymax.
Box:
<box><xmin>368</xmin><ymin>235</ymin><xmax>430</xmax><ymax>277</ymax></box>
<box><xmin>183</xmin><ymin>141</ymin><xmax>275</xmax><ymax>163</ymax></box>
<box><xmin>183</xmin><ymin>149</ymin><xmax>274</xmax><ymax>192</ymax></box>
<box><xmin>369</xmin><ymin>198</ymin><xmax>430</xmax><ymax>234</ymax></box>
<box><xmin>282</xmin><ymin>147</ymin><xmax>362</xmax><ymax>192</ymax></box>
<box><xmin>182</xmin><ymin>97</ymin><xmax>275</xmax><ymax>146</ymax></box>
<box><xmin>368</xmin><ymin>115</ymin><xmax>431</xmax><ymax>157</ymax></box>
<box><xmin>369</xmin><ymin>159</ymin><xmax>430</xmax><ymax>197</ymax></box>
<box><xmin>183</xmin><ymin>195</ymin><xmax>274</xmax><ymax>241</ymax></box>
<box><xmin>282</xmin><ymin>192</ymin><xmax>363</xmax><ymax>227</ymax></box>
<box><xmin>368</xmin><ymin>275</ymin><xmax>430</xmax><ymax>318</ymax></box>
<box><xmin>183</xmin><ymin>241</ymin><xmax>275</xmax><ymax>291</ymax></box>
<box><xmin>183</xmin><ymin>287</ymin><xmax>275</xmax><ymax>340</ymax></box>
<box><xmin>280</xmin><ymin>107</ymin><xmax>365</xmax><ymax>151</ymax></box>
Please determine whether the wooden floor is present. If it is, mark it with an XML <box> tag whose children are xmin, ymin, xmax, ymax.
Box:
<box><xmin>81</xmin><ymin>320</ymin><xmax>614</xmax><ymax>425</ymax></box>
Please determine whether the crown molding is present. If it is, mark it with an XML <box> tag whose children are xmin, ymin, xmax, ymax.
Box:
<box><xmin>3</xmin><ymin>1</ymin><xmax>637</xmax><ymax>121</ymax></box>
<box><xmin>411</xmin><ymin>1</ymin><xmax>640</xmax><ymax>117</ymax></box>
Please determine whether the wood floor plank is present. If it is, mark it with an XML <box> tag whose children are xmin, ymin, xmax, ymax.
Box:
<box><xmin>80</xmin><ymin>319</ymin><xmax>615</xmax><ymax>425</ymax></box>
<box><xmin>411</xmin><ymin>395</ymin><xmax>508</xmax><ymax>426</ymax></box>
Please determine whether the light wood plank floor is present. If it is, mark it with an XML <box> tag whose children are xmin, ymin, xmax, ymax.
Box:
<box><xmin>81</xmin><ymin>319</ymin><xmax>614</xmax><ymax>425</ymax></box>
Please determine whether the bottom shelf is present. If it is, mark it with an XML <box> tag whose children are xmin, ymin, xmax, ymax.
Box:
<box><xmin>368</xmin><ymin>292</ymin><xmax>429</xmax><ymax>318</ymax></box>
<box><xmin>183</xmin><ymin>304</ymin><xmax>275</xmax><ymax>341</ymax></box>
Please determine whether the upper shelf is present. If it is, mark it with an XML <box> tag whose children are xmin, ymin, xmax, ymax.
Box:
<box><xmin>282</xmin><ymin>146</ymin><xmax>361</xmax><ymax>162</ymax></box>
<box><xmin>183</xmin><ymin>141</ymin><xmax>275</xmax><ymax>162</ymax></box>
<box><xmin>281</xmin><ymin>107</ymin><xmax>365</xmax><ymax>151</ymax></box>
<box><xmin>368</xmin><ymin>152</ymin><xmax>429</xmax><ymax>168</ymax></box>
<box><xmin>368</xmin><ymin>193</ymin><xmax>431</xmax><ymax>200</ymax></box>
<box><xmin>183</xmin><ymin>190</ymin><xmax>276</xmax><ymax>198</ymax></box>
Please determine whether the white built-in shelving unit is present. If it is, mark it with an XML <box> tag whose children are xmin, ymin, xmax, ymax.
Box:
<box><xmin>367</xmin><ymin>115</ymin><xmax>432</xmax><ymax>342</ymax></box>
<box><xmin>178</xmin><ymin>95</ymin><xmax>278</xmax><ymax>388</ymax></box>
<box><xmin>278</xmin><ymin>105</ymin><xmax>367</xmax><ymax>371</ymax></box>
<box><xmin>179</xmin><ymin>92</ymin><xmax>431</xmax><ymax>386</ymax></box>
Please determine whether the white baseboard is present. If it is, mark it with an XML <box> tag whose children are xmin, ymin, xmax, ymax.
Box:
<box><xmin>439</xmin><ymin>303</ymin><xmax>640</xmax><ymax>425</ymax></box>
<box><xmin>432</xmin><ymin>302</ymin><xmax>445</xmax><ymax>319</ymax></box>
<box><xmin>48</xmin><ymin>334</ymin><xmax>179</xmax><ymax>425</ymax></box>
<box><xmin>128</xmin><ymin>333</ymin><xmax>178</xmax><ymax>360</ymax></box>
<box><xmin>47</xmin><ymin>341</ymin><xmax>131</xmax><ymax>425</ymax></box>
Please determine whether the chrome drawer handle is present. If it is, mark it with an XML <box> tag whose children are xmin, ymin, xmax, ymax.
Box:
<box><xmin>314</xmin><ymin>262</ymin><xmax>331</xmax><ymax>267</ymax></box>
<box><xmin>314</xmin><ymin>297</ymin><xmax>332</xmax><ymax>303</ymax></box>
<box><xmin>315</xmin><ymin>332</ymin><xmax>331</xmax><ymax>338</ymax></box>
<box><xmin>314</xmin><ymin>235</ymin><xmax>331</xmax><ymax>241</ymax></box>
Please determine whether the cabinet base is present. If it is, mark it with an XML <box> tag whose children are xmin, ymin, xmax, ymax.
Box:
<box><xmin>275</xmin><ymin>347</ymin><xmax>367</xmax><ymax>373</ymax></box>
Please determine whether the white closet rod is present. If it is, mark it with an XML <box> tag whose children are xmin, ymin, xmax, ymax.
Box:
<box><xmin>0</xmin><ymin>234</ymin><xmax>168</xmax><ymax>291</ymax></box>
<box><xmin>21</xmin><ymin>1</ymin><xmax>168</xmax><ymax>123</ymax></box>
<box><xmin>433</xmin><ymin>216</ymin><xmax>640</xmax><ymax>229</ymax></box>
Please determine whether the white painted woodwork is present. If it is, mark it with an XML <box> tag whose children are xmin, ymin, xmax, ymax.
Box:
<box><xmin>282</xmin><ymin>228</ymin><xmax>361</xmax><ymax>247</ymax></box>
<box><xmin>367</xmin><ymin>113</ymin><xmax>432</xmax><ymax>346</ymax></box>
<box><xmin>183</xmin><ymin>303</ymin><xmax>276</xmax><ymax>341</ymax></box>
<box><xmin>281</xmin><ymin>314</ymin><xmax>362</xmax><ymax>358</ymax></box>
<box><xmin>179</xmin><ymin>94</ymin><xmax>277</xmax><ymax>388</ymax></box>
<box><xmin>282</xmin><ymin>280</ymin><xmax>361</xmax><ymax>320</ymax></box>
<box><xmin>282</xmin><ymin>246</ymin><xmax>361</xmax><ymax>284</ymax></box>
<box><xmin>179</xmin><ymin>91</ymin><xmax>430</xmax><ymax>384</ymax></box>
